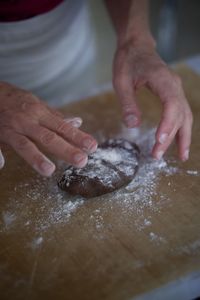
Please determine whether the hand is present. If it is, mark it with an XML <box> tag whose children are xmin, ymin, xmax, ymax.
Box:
<box><xmin>113</xmin><ymin>41</ymin><xmax>193</xmax><ymax>161</ymax></box>
<box><xmin>0</xmin><ymin>82</ymin><xmax>97</xmax><ymax>176</ymax></box>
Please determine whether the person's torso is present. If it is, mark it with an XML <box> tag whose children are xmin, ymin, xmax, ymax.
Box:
<box><xmin>0</xmin><ymin>0</ymin><xmax>96</xmax><ymax>106</ymax></box>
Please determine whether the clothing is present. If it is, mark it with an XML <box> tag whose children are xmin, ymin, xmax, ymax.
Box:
<box><xmin>0</xmin><ymin>0</ymin><xmax>64</xmax><ymax>22</ymax></box>
<box><xmin>0</xmin><ymin>0</ymin><xmax>96</xmax><ymax>106</ymax></box>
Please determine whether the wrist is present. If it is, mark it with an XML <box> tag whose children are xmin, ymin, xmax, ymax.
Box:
<box><xmin>117</xmin><ymin>32</ymin><xmax>156</xmax><ymax>50</ymax></box>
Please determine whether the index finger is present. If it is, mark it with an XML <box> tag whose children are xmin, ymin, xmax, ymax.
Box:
<box><xmin>147</xmin><ymin>71</ymin><xmax>190</xmax><ymax>159</ymax></box>
<box><xmin>113</xmin><ymin>72</ymin><xmax>141</xmax><ymax>127</ymax></box>
<box><xmin>39</xmin><ymin>113</ymin><xmax>98</xmax><ymax>154</ymax></box>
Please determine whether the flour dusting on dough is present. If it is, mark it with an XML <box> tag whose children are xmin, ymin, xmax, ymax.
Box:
<box><xmin>59</xmin><ymin>139</ymin><xmax>139</xmax><ymax>195</ymax></box>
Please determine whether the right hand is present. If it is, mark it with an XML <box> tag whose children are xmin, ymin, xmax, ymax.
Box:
<box><xmin>0</xmin><ymin>82</ymin><xmax>97</xmax><ymax>176</ymax></box>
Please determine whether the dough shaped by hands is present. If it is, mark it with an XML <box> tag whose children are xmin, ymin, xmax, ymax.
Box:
<box><xmin>58</xmin><ymin>139</ymin><xmax>140</xmax><ymax>198</ymax></box>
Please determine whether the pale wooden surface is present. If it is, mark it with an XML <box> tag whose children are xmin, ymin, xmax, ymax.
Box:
<box><xmin>0</xmin><ymin>66</ymin><xmax>200</xmax><ymax>300</ymax></box>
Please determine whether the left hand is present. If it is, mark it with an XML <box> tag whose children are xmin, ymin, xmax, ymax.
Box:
<box><xmin>113</xmin><ymin>40</ymin><xmax>193</xmax><ymax>161</ymax></box>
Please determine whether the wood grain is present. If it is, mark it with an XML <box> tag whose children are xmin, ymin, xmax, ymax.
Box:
<box><xmin>0</xmin><ymin>65</ymin><xmax>200</xmax><ymax>300</ymax></box>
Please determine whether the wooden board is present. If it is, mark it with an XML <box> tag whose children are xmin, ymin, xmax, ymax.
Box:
<box><xmin>0</xmin><ymin>65</ymin><xmax>200</xmax><ymax>300</ymax></box>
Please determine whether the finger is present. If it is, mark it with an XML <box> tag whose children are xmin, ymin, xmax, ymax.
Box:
<box><xmin>24</xmin><ymin>124</ymin><xmax>88</xmax><ymax>168</ymax></box>
<box><xmin>64</xmin><ymin>117</ymin><xmax>82</xmax><ymax>128</ymax></box>
<box><xmin>0</xmin><ymin>148</ymin><xmax>5</xmax><ymax>169</ymax></box>
<box><xmin>113</xmin><ymin>73</ymin><xmax>141</xmax><ymax>127</ymax></box>
<box><xmin>147</xmin><ymin>73</ymin><xmax>184</xmax><ymax>159</ymax></box>
<box><xmin>44</xmin><ymin>103</ymin><xmax>83</xmax><ymax>128</ymax></box>
<box><xmin>39</xmin><ymin>114</ymin><xmax>97</xmax><ymax>154</ymax></box>
<box><xmin>3</xmin><ymin>131</ymin><xmax>55</xmax><ymax>177</ymax></box>
<box><xmin>176</xmin><ymin>121</ymin><xmax>192</xmax><ymax>161</ymax></box>
<box><xmin>152</xmin><ymin>125</ymin><xmax>179</xmax><ymax>160</ymax></box>
<box><xmin>152</xmin><ymin>102</ymin><xmax>180</xmax><ymax>159</ymax></box>
<box><xmin>153</xmin><ymin>102</ymin><xmax>181</xmax><ymax>159</ymax></box>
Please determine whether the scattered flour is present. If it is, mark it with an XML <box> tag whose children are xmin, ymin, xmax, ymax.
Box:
<box><xmin>93</xmin><ymin>148</ymin><xmax>122</xmax><ymax>164</ymax></box>
<box><xmin>186</xmin><ymin>170</ymin><xmax>199</xmax><ymax>176</ymax></box>
<box><xmin>149</xmin><ymin>232</ymin><xmax>166</xmax><ymax>244</ymax></box>
<box><xmin>172</xmin><ymin>239</ymin><xmax>200</xmax><ymax>256</ymax></box>
<box><xmin>31</xmin><ymin>237</ymin><xmax>43</xmax><ymax>250</ymax></box>
<box><xmin>62</xmin><ymin>200</ymin><xmax>83</xmax><ymax>218</ymax></box>
<box><xmin>106</xmin><ymin>127</ymin><xmax>178</xmax><ymax>220</ymax></box>
<box><xmin>144</xmin><ymin>219</ymin><xmax>152</xmax><ymax>227</ymax></box>
<box><xmin>0</xmin><ymin>176</ymin><xmax>84</xmax><ymax>233</ymax></box>
<box><xmin>1</xmin><ymin>126</ymin><xmax>199</xmax><ymax>252</ymax></box>
<box><xmin>60</xmin><ymin>139</ymin><xmax>139</xmax><ymax>190</ymax></box>
<box><xmin>2</xmin><ymin>212</ymin><xmax>16</xmax><ymax>228</ymax></box>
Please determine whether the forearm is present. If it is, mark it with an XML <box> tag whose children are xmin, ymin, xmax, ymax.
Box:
<box><xmin>105</xmin><ymin>0</ymin><xmax>155</xmax><ymax>47</ymax></box>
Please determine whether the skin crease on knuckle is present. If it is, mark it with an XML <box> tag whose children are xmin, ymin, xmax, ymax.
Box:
<box><xmin>56</xmin><ymin>121</ymin><xmax>83</xmax><ymax>144</ymax></box>
<box><xmin>39</xmin><ymin>130</ymin><xmax>57</xmax><ymax>146</ymax></box>
<box><xmin>55</xmin><ymin>120</ymin><xmax>73</xmax><ymax>136</ymax></box>
<box><xmin>14</xmin><ymin>136</ymin><xmax>30</xmax><ymax>151</ymax></box>
<box><xmin>21</xmin><ymin>99</ymin><xmax>40</xmax><ymax>113</ymax></box>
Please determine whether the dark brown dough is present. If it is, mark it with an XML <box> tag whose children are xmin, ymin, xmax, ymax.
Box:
<box><xmin>58</xmin><ymin>139</ymin><xmax>140</xmax><ymax>198</ymax></box>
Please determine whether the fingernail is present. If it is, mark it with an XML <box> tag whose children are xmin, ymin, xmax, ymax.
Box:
<box><xmin>64</xmin><ymin>117</ymin><xmax>82</xmax><ymax>128</ymax></box>
<box><xmin>183</xmin><ymin>149</ymin><xmax>189</xmax><ymax>161</ymax></box>
<box><xmin>159</xmin><ymin>133</ymin><xmax>168</xmax><ymax>144</ymax></box>
<box><xmin>0</xmin><ymin>150</ymin><xmax>5</xmax><ymax>169</ymax></box>
<box><xmin>41</xmin><ymin>159</ymin><xmax>55</xmax><ymax>177</ymax></box>
<box><xmin>156</xmin><ymin>150</ymin><xmax>164</xmax><ymax>160</ymax></box>
<box><xmin>34</xmin><ymin>158</ymin><xmax>55</xmax><ymax>177</ymax></box>
<box><xmin>83</xmin><ymin>138</ymin><xmax>97</xmax><ymax>153</ymax></box>
<box><xmin>124</xmin><ymin>115</ymin><xmax>138</xmax><ymax>128</ymax></box>
<box><xmin>74</xmin><ymin>153</ymin><xmax>88</xmax><ymax>167</ymax></box>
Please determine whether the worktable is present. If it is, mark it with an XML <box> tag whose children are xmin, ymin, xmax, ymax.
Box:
<box><xmin>0</xmin><ymin>65</ymin><xmax>200</xmax><ymax>300</ymax></box>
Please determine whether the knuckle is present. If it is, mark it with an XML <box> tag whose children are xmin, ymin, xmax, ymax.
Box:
<box><xmin>56</xmin><ymin>121</ymin><xmax>74</xmax><ymax>137</ymax></box>
<box><xmin>186</xmin><ymin>110</ymin><xmax>193</xmax><ymax>124</ymax></box>
<box><xmin>178</xmin><ymin>128</ymin><xmax>184</xmax><ymax>139</ymax></box>
<box><xmin>21</xmin><ymin>94</ymin><xmax>41</xmax><ymax>112</ymax></box>
<box><xmin>172</xmin><ymin>73</ymin><xmax>182</xmax><ymax>86</ymax></box>
<box><xmin>15</xmin><ymin>136</ymin><xmax>29</xmax><ymax>150</ymax></box>
<box><xmin>11</xmin><ymin>114</ymin><xmax>25</xmax><ymax>130</ymax></box>
<box><xmin>151</xmin><ymin>65</ymin><xmax>167</xmax><ymax>79</ymax></box>
<box><xmin>1</xmin><ymin>112</ymin><xmax>27</xmax><ymax>132</ymax></box>
<box><xmin>40</xmin><ymin>131</ymin><xmax>57</xmax><ymax>145</ymax></box>
<box><xmin>174</xmin><ymin>101</ymin><xmax>182</xmax><ymax>113</ymax></box>
<box><xmin>56</xmin><ymin>121</ymin><xmax>68</xmax><ymax>133</ymax></box>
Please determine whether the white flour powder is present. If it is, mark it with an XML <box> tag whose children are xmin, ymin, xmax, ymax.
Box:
<box><xmin>0</xmin><ymin>126</ymin><xmax>199</xmax><ymax>251</ymax></box>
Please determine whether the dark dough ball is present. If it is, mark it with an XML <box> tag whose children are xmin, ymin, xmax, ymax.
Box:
<box><xmin>58</xmin><ymin>139</ymin><xmax>140</xmax><ymax>198</ymax></box>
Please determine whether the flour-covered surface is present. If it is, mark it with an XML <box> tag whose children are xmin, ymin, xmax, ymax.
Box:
<box><xmin>0</xmin><ymin>126</ymin><xmax>199</xmax><ymax>243</ymax></box>
<box><xmin>1</xmin><ymin>70</ymin><xmax>200</xmax><ymax>300</ymax></box>
<box><xmin>1</xmin><ymin>119</ymin><xmax>200</xmax><ymax>300</ymax></box>
<box><xmin>0</xmin><ymin>128</ymin><xmax>189</xmax><ymax>233</ymax></box>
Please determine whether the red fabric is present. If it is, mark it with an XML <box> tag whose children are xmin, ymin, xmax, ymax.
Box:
<box><xmin>0</xmin><ymin>0</ymin><xmax>64</xmax><ymax>22</ymax></box>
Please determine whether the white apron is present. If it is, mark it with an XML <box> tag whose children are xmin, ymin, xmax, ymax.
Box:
<box><xmin>0</xmin><ymin>0</ymin><xmax>96</xmax><ymax>106</ymax></box>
